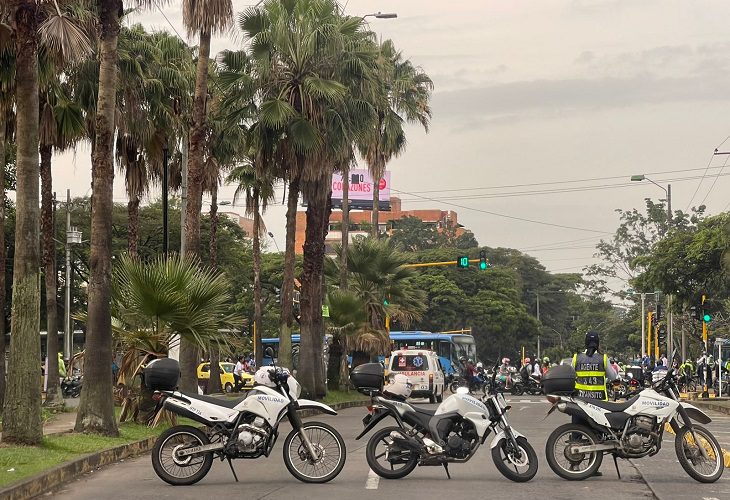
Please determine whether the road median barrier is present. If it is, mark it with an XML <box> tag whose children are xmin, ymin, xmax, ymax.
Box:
<box><xmin>0</xmin><ymin>398</ymin><xmax>368</xmax><ymax>500</ymax></box>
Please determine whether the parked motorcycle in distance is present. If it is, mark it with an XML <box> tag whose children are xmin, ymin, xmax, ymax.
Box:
<box><xmin>61</xmin><ymin>375</ymin><xmax>82</xmax><ymax>398</ymax></box>
<box><xmin>352</xmin><ymin>363</ymin><xmax>538</xmax><ymax>483</ymax></box>
<box><xmin>544</xmin><ymin>351</ymin><xmax>724</xmax><ymax>483</ymax></box>
<box><xmin>148</xmin><ymin>351</ymin><xmax>347</xmax><ymax>485</ymax></box>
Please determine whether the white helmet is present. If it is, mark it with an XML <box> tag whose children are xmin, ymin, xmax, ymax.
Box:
<box><xmin>254</xmin><ymin>366</ymin><xmax>277</xmax><ymax>387</ymax></box>
<box><xmin>384</xmin><ymin>374</ymin><xmax>412</xmax><ymax>400</ymax></box>
<box><xmin>476</xmin><ymin>362</ymin><xmax>483</xmax><ymax>369</ymax></box>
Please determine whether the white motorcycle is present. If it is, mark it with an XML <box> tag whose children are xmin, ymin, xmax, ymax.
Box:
<box><xmin>352</xmin><ymin>363</ymin><xmax>538</xmax><ymax>482</ymax></box>
<box><xmin>544</xmin><ymin>354</ymin><xmax>724</xmax><ymax>483</ymax></box>
<box><xmin>148</xmin><ymin>354</ymin><xmax>346</xmax><ymax>485</ymax></box>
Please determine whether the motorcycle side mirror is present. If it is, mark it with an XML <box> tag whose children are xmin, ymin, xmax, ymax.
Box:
<box><xmin>264</xmin><ymin>347</ymin><xmax>276</xmax><ymax>366</ymax></box>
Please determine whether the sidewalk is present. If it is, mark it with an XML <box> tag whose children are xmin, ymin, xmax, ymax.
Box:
<box><xmin>690</xmin><ymin>398</ymin><xmax>730</xmax><ymax>415</ymax></box>
<box><xmin>0</xmin><ymin>409</ymin><xmax>77</xmax><ymax>441</ymax></box>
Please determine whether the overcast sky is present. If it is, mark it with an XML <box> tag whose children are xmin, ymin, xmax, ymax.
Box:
<box><xmin>52</xmin><ymin>0</ymin><xmax>730</xmax><ymax>292</ymax></box>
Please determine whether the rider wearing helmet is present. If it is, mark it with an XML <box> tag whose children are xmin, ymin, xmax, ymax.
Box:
<box><xmin>572</xmin><ymin>331</ymin><xmax>617</xmax><ymax>401</ymax></box>
<box><xmin>542</xmin><ymin>356</ymin><xmax>551</xmax><ymax>376</ymax></box>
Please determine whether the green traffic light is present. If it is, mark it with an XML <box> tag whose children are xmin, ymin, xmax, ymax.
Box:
<box><xmin>703</xmin><ymin>313</ymin><xmax>711</xmax><ymax>322</ymax></box>
<box><xmin>479</xmin><ymin>261</ymin><xmax>487</xmax><ymax>270</ymax></box>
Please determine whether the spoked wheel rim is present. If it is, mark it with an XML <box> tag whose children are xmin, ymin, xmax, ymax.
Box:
<box><xmin>371</xmin><ymin>432</ymin><xmax>414</xmax><ymax>473</ymax></box>
<box><xmin>286</xmin><ymin>425</ymin><xmax>343</xmax><ymax>481</ymax></box>
<box><xmin>553</xmin><ymin>429</ymin><xmax>598</xmax><ymax>475</ymax></box>
<box><xmin>157</xmin><ymin>431</ymin><xmax>207</xmax><ymax>480</ymax></box>
<box><xmin>680</xmin><ymin>428</ymin><xmax>722</xmax><ymax>478</ymax></box>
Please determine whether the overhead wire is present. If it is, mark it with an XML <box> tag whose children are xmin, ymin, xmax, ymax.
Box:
<box><xmin>685</xmin><ymin>135</ymin><xmax>730</xmax><ymax>211</ymax></box>
<box><xmin>699</xmin><ymin>152</ymin><xmax>730</xmax><ymax>207</ymax></box>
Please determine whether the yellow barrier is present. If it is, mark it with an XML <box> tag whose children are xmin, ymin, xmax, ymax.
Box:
<box><xmin>664</xmin><ymin>422</ymin><xmax>730</xmax><ymax>467</ymax></box>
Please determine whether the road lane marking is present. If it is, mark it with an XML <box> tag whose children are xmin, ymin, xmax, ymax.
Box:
<box><xmin>365</xmin><ymin>469</ymin><xmax>380</xmax><ymax>489</ymax></box>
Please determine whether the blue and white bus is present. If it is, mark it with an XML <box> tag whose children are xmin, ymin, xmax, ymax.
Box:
<box><xmin>388</xmin><ymin>331</ymin><xmax>476</xmax><ymax>375</ymax></box>
<box><xmin>261</xmin><ymin>334</ymin><xmax>332</xmax><ymax>371</ymax></box>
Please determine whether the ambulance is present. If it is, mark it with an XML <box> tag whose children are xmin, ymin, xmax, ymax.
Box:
<box><xmin>387</xmin><ymin>349</ymin><xmax>445</xmax><ymax>403</ymax></box>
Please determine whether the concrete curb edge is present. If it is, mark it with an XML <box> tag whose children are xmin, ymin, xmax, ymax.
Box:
<box><xmin>0</xmin><ymin>399</ymin><xmax>369</xmax><ymax>500</ymax></box>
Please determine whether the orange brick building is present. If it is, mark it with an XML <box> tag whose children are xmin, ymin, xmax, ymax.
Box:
<box><xmin>294</xmin><ymin>197</ymin><xmax>469</xmax><ymax>255</ymax></box>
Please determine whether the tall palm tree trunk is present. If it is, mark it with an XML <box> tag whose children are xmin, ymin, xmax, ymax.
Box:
<box><xmin>75</xmin><ymin>0</ymin><xmax>121</xmax><ymax>436</ymax></box>
<box><xmin>298</xmin><ymin>174</ymin><xmax>331</xmax><ymax>398</ymax></box>
<box><xmin>180</xmin><ymin>29</ymin><xmax>211</xmax><ymax>393</ymax></box>
<box><xmin>278</xmin><ymin>174</ymin><xmax>299</xmax><ymax>370</ymax></box>
<box><xmin>40</xmin><ymin>144</ymin><xmax>63</xmax><ymax>407</ymax></box>
<box><xmin>3</xmin><ymin>0</ymin><xmax>43</xmax><ymax>444</ymax></box>
<box><xmin>207</xmin><ymin>186</ymin><xmax>222</xmax><ymax>394</ymax></box>
<box><xmin>340</xmin><ymin>165</ymin><xmax>349</xmax><ymax>289</ymax></box>
<box><xmin>127</xmin><ymin>194</ymin><xmax>140</xmax><ymax>257</ymax></box>
<box><xmin>0</xmin><ymin>109</ymin><xmax>7</xmax><ymax>412</ymax></box>
<box><xmin>253</xmin><ymin>188</ymin><xmax>263</xmax><ymax>368</ymax></box>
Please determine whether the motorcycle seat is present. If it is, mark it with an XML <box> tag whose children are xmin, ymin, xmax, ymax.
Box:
<box><xmin>411</xmin><ymin>405</ymin><xmax>437</xmax><ymax>417</ymax></box>
<box><xmin>576</xmin><ymin>394</ymin><xmax>640</xmax><ymax>411</ymax></box>
<box><xmin>182</xmin><ymin>392</ymin><xmax>246</xmax><ymax>409</ymax></box>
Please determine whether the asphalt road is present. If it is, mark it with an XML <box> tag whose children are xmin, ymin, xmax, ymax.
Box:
<box><xmin>53</xmin><ymin>396</ymin><xmax>729</xmax><ymax>500</ymax></box>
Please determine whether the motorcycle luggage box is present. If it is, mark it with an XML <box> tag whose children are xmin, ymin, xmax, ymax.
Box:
<box><xmin>350</xmin><ymin>363</ymin><xmax>384</xmax><ymax>394</ymax></box>
<box><xmin>143</xmin><ymin>358</ymin><xmax>180</xmax><ymax>391</ymax></box>
<box><xmin>542</xmin><ymin>364</ymin><xmax>577</xmax><ymax>395</ymax></box>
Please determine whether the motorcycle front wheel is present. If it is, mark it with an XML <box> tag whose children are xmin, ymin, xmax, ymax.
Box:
<box><xmin>283</xmin><ymin>421</ymin><xmax>346</xmax><ymax>483</ymax></box>
<box><xmin>491</xmin><ymin>435</ymin><xmax>538</xmax><ymax>482</ymax></box>
<box><xmin>545</xmin><ymin>423</ymin><xmax>603</xmax><ymax>480</ymax></box>
<box><xmin>511</xmin><ymin>384</ymin><xmax>524</xmax><ymax>396</ymax></box>
<box><xmin>366</xmin><ymin>426</ymin><xmax>418</xmax><ymax>479</ymax></box>
<box><xmin>675</xmin><ymin>425</ymin><xmax>724</xmax><ymax>483</ymax></box>
<box><xmin>151</xmin><ymin>425</ymin><xmax>213</xmax><ymax>486</ymax></box>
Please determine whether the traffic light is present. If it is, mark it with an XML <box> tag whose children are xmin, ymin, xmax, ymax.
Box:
<box><xmin>479</xmin><ymin>250</ymin><xmax>488</xmax><ymax>270</ymax></box>
<box><xmin>690</xmin><ymin>305</ymin><xmax>701</xmax><ymax>321</ymax></box>
<box><xmin>658</xmin><ymin>325</ymin><xmax>667</xmax><ymax>343</ymax></box>
<box><xmin>457</xmin><ymin>256</ymin><xmax>469</xmax><ymax>268</ymax></box>
<box><xmin>655</xmin><ymin>304</ymin><xmax>663</xmax><ymax>321</ymax></box>
<box><xmin>650</xmin><ymin>310</ymin><xmax>658</xmax><ymax>328</ymax></box>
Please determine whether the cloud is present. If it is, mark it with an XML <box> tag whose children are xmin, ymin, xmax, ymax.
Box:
<box><xmin>432</xmin><ymin>72</ymin><xmax>730</xmax><ymax>128</ymax></box>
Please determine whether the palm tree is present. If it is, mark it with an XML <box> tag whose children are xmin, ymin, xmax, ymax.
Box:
<box><xmin>361</xmin><ymin>40</ymin><xmax>433</xmax><ymax>238</ymax></box>
<box><xmin>240</xmin><ymin>0</ymin><xmax>376</xmax><ymax>396</ymax></box>
<box><xmin>227</xmin><ymin>155</ymin><xmax>276</xmax><ymax>369</ymax></box>
<box><xmin>179</xmin><ymin>0</ymin><xmax>233</xmax><ymax>394</ymax></box>
<box><xmin>2</xmin><ymin>0</ymin><xmax>43</xmax><ymax>445</ymax></box>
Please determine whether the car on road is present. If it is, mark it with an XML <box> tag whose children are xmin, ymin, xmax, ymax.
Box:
<box><xmin>387</xmin><ymin>349</ymin><xmax>445</xmax><ymax>403</ymax></box>
<box><xmin>197</xmin><ymin>362</ymin><xmax>253</xmax><ymax>393</ymax></box>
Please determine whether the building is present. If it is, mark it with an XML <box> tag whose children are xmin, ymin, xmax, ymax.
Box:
<box><xmin>294</xmin><ymin>197</ymin><xmax>471</xmax><ymax>255</ymax></box>
<box><xmin>220</xmin><ymin>211</ymin><xmax>259</xmax><ymax>238</ymax></box>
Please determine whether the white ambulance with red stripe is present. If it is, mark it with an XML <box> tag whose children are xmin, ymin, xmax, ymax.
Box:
<box><xmin>387</xmin><ymin>349</ymin><xmax>445</xmax><ymax>403</ymax></box>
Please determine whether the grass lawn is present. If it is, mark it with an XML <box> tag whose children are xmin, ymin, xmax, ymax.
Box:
<box><xmin>320</xmin><ymin>389</ymin><xmax>368</xmax><ymax>405</ymax></box>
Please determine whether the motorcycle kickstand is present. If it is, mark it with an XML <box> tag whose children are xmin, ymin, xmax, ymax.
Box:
<box><xmin>612</xmin><ymin>454</ymin><xmax>621</xmax><ymax>480</ymax></box>
<box><xmin>227</xmin><ymin>458</ymin><xmax>239</xmax><ymax>482</ymax></box>
<box><xmin>442</xmin><ymin>463</ymin><xmax>451</xmax><ymax>479</ymax></box>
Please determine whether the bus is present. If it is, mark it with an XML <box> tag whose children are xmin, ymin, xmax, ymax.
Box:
<box><xmin>388</xmin><ymin>331</ymin><xmax>476</xmax><ymax>376</ymax></box>
<box><xmin>261</xmin><ymin>334</ymin><xmax>332</xmax><ymax>373</ymax></box>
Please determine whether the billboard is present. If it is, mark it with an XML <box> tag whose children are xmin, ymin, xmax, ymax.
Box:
<box><xmin>331</xmin><ymin>169</ymin><xmax>390</xmax><ymax>210</ymax></box>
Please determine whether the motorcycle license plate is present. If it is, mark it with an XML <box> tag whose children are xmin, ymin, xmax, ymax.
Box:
<box><xmin>419</xmin><ymin>385</ymin><xmax>428</xmax><ymax>390</ymax></box>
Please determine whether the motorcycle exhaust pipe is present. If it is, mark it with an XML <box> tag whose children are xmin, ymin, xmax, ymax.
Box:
<box><xmin>390</xmin><ymin>431</ymin><xmax>424</xmax><ymax>453</ymax></box>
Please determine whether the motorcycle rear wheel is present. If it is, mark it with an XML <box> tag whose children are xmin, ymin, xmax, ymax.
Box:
<box><xmin>366</xmin><ymin>426</ymin><xmax>419</xmax><ymax>479</ymax></box>
<box><xmin>491</xmin><ymin>435</ymin><xmax>538</xmax><ymax>482</ymax></box>
<box><xmin>675</xmin><ymin>424</ymin><xmax>724</xmax><ymax>483</ymax></box>
<box><xmin>151</xmin><ymin>425</ymin><xmax>213</xmax><ymax>486</ymax></box>
<box><xmin>283</xmin><ymin>421</ymin><xmax>346</xmax><ymax>483</ymax></box>
<box><xmin>545</xmin><ymin>423</ymin><xmax>603</xmax><ymax>480</ymax></box>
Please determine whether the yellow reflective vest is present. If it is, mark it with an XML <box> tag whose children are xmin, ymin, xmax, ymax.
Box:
<box><xmin>572</xmin><ymin>352</ymin><xmax>608</xmax><ymax>401</ymax></box>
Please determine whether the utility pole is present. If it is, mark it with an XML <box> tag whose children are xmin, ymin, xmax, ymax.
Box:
<box><xmin>641</xmin><ymin>293</ymin><xmax>646</xmax><ymax>357</ymax></box>
<box><xmin>536</xmin><ymin>291</ymin><xmax>541</xmax><ymax>360</ymax></box>
<box><xmin>64</xmin><ymin>189</ymin><xmax>72</xmax><ymax>361</ymax></box>
<box><xmin>170</xmin><ymin>136</ymin><xmax>188</xmax><ymax>362</ymax></box>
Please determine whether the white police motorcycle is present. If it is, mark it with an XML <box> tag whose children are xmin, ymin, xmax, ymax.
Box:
<box><xmin>351</xmin><ymin>363</ymin><xmax>538</xmax><ymax>482</ymax></box>
<box><xmin>544</xmin><ymin>351</ymin><xmax>724</xmax><ymax>483</ymax></box>
<box><xmin>146</xmin><ymin>353</ymin><xmax>346</xmax><ymax>485</ymax></box>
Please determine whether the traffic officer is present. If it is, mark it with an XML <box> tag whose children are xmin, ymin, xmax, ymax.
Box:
<box><xmin>571</xmin><ymin>330</ymin><xmax>617</xmax><ymax>401</ymax></box>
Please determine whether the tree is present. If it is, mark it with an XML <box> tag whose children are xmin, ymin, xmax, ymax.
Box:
<box><xmin>179</xmin><ymin>0</ymin><xmax>233</xmax><ymax>394</ymax></box>
<box><xmin>74</xmin><ymin>0</ymin><xmax>124</xmax><ymax>436</ymax></box>
<box><xmin>2</xmin><ymin>0</ymin><xmax>42</xmax><ymax>444</ymax></box>
<box><xmin>360</xmin><ymin>40</ymin><xmax>432</xmax><ymax>238</ymax></box>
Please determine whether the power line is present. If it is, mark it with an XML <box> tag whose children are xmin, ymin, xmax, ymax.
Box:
<box><xmin>397</xmin><ymin>172</ymin><xmax>730</xmax><ymax>203</ymax></box>
<box><xmin>685</xmin><ymin>135</ymin><xmax>730</xmax><ymax>211</ymax></box>
<box><xmin>699</xmin><ymin>152</ymin><xmax>730</xmax><ymax>207</ymax></box>
<box><xmin>403</xmin><ymin>165</ymin><xmax>729</xmax><ymax>195</ymax></box>
<box><xmin>390</xmin><ymin>188</ymin><xmax>610</xmax><ymax>234</ymax></box>
<box><xmin>521</xmin><ymin>235</ymin><xmax>605</xmax><ymax>251</ymax></box>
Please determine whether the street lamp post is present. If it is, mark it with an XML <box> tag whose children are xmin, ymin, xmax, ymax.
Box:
<box><xmin>362</xmin><ymin>12</ymin><xmax>398</xmax><ymax>19</ymax></box>
<box><xmin>64</xmin><ymin>189</ymin><xmax>82</xmax><ymax>361</ymax></box>
<box><xmin>162</xmin><ymin>143</ymin><xmax>169</xmax><ymax>256</ymax></box>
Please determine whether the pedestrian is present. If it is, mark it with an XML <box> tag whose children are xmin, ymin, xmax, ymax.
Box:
<box><xmin>233</xmin><ymin>355</ymin><xmax>245</xmax><ymax>392</ymax></box>
<box><xmin>58</xmin><ymin>352</ymin><xmax>67</xmax><ymax>379</ymax></box>
<box><xmin>571</xmin><ymin>330</ymin><xmax>617</xmax><ymax>477</ymax></box>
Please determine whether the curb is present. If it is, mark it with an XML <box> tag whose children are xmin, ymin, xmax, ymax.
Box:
<box><xmin>0</xmin><ymin>399</ymin><xmax>368</xmax><ymax>500</ymax></box>
<box><xmin>627</xmin><ymin>459</ymin><xmax>661</xmax><ymax>500</ymax></box>
<box><xmin>690</xmin><ymin>400</ymin><xmax>730</xmax><ymax>416</ymax></box>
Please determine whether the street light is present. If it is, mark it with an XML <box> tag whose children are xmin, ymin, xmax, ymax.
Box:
<box><xmin>630</xmin><ymin>174</ymin><xmax>672</xmax><ymax>225</ymax></box>
<box><xmin>64</xmin><ymin>189</ymin><xmax>82</xmax><ymax>361</ymax></box>
<box><xmin>267</xmin><ymin>231</ymin><xmax>281</xmax><ymax>252</ymax></box>
<box><xmin>363</xmin><ymin>12</ymin><xmax>398</xmax><ymax>19</ymax></box>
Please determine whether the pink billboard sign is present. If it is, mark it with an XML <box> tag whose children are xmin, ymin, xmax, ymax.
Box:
<box><xmin>331</xmin><ymin>169</ymin><xmax>390</xmax><ymax>202</ymax></box>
